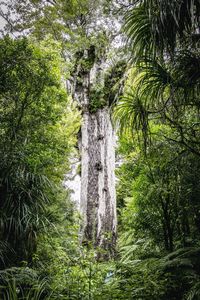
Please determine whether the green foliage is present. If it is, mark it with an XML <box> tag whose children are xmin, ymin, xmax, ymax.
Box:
<box><xmin>104</xmin><ymin>60</ymin><xmax>127</xmax><ymax>107</ymax></box>
<box><xmin>2</xmin><ymin>0</ymin><xmax>91</xmax><ymax>41</ymax></box>
<box><xmin>118</xmin><ymin>0</ymin><xmax>200</xmax><ymax>155</ymax></box>
<box><xmin>33</xmin><ymin>236</ymin><xmax>119</xmax><ymax>300</ymax></box>
<box><xmin>1</xmin><ymin>1</ymin><xmax>200</xmax><ymax>299</ymax></box>
<box><xmin>114</xmin><ymin>133</ymin><xmax>200</xmax><ymax>299</ymax></box>
<box><xmin>110</xmin><ymin>246</ymin><xmax>200</xmax><ymax>300</ymax></box>
<box><xmin>0</xmin><ymin>35</ymin><xmax>80</xmax><ymax>268</ymax></box>
<box><xmin>89</xmin><ymin>85</ymin><xmax>107</xmax><ymax>113</ymax></box>
<box><xmin>0</xmin><ymin>267</ymin><xmax>51</xmax><ymax>299</ymax></box>
<box><xmin>88</xmin><ymin>60</ymin><xmax>127</xmax><ymax>113</ymax></box>
<box><xmin>124</xmin><ymin>0</ymin><xmax>200</xmax><ymax>59</ymax></box>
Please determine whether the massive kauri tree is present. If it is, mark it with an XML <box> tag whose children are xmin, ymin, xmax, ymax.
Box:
<box><xmin>72</xmin><ymin>45</ymin><xmax>117</xmax><ymax>255</ymax></box>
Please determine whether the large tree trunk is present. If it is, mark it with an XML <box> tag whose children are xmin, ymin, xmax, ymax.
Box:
<box><xmin>81</xmin><ymin>108</ymin><xmax>117</xmax><ymax>257</ymax></box>
<box><xmin>73</xmin><ymin>48</ymin><xmax>117</xmax><ymax>258</ymax></box>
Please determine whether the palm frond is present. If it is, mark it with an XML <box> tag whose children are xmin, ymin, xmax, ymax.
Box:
<box><xmin>114</xmin><ymin>88</ymin><xmax>149</xmax><ymax>138</ymax></box>
<box><xmin>136</xmin><ymin>59</ymin><xmax>173</xmax><ymax>106</ymax></box>
<box><xmin>124</xmin><ymin>0</ymin><xmax>200</xmax><ymax>59</ymax></box>
<box><xmin>186</xmin><ymin>281</ymin><xmax>200</xmax><ymax>300</ymax></box>
<box><xmin>174</xmin><ymin>50</ymin><xmax>200</xmax><ymax>89</ymax></box>
<box><xmin>124</xmin><ymin>4</ymin><xmax>154</xmax><ymax>61</ymax></box>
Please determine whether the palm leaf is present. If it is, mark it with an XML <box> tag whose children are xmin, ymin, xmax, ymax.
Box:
<box><xmin>124</xmin><ymin>0</ymin><xmax>200</xmax><ymax>59</ymax></box>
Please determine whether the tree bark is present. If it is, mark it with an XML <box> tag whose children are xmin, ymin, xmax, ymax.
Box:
<box><xmin>81</xmin><ymin>108</ymin><xmax>117</xmax><ymax>257</ymax></box>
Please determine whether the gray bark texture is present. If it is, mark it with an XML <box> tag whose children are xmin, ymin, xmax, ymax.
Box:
<box><xmin>72</xmin><ymin>47</ymin><xmax>117</xmax><ymax>258</ymax></box>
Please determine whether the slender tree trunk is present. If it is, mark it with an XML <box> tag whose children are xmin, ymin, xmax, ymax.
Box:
<box><xmin>161</xmin><ymin>196</ymin><xmax>174</xmax><ymax>251</ymax></box>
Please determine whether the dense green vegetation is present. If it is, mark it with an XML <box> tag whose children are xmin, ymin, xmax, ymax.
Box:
<box><xmin>0</xmin><ymin>36</ymin><xmax>81</xmax><ymax>298</ymax></box>
<box><xmin>0</xmin><ymin>0</ymin><xmax>199</xmax><ymax>299</ymax></box>
<box><xmin>114</xmin><ymin>0</ymin><xmax>200</xmax><ymax>299</ymax></box>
